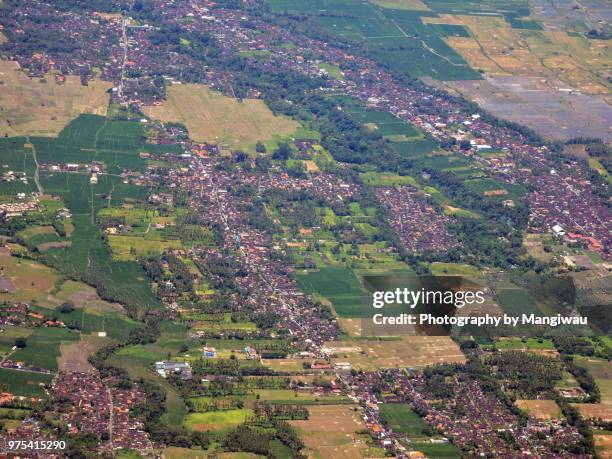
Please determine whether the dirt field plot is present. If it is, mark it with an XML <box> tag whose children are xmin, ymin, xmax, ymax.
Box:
<box><xmin>290</xmin><ymin>405</ymin><xmax>366</xmax><ymax>459</ymax></box>
<box><xmin>444</xmin><ymin>15</ymin><xmax>610</xmax><ymax>94</ymax></box>
<box><xmin>370</xmin><ymin>0</ymin><xmax>430</xmax><ymax>10</ymax></box>
<box><xmin>572</xmin><ymin>403</ymin><xmax>612</xmax><ymax>422</ymax></box>
<box><xmin>0</xmin><ymin>61</ymin><xmax>111</xmax><ymax>137</ymax></box>
<box><xmin>443</xmin><ymin>76</ymin><xmax>612</xmax><ymax>143</ymax></box>
<box><xmin>58</xmin><ymin>335</ymin><xmax>108</xmax><ymax>372</ymax></box>
<box><xmin>50</xmin><ymin>280</ymin><xmax>124</xmax><ymax>313</ymax></box>
<box><xmin>575</xmin><ymin>356</ymin><xmax>612</xmax><ymax>402</ymax></box>
<box><xmin>595</xmin><ymin>433</ymin><xmax>612</xmax><ymax>459</ymax></box>
<box><xmin>325</xmin><ymin>336</ymin><xmax>465</xmax><ymax>370</ymax></box>
<box><xmin>0</xmin><ymin>251</ymin><xmax>58</xmax><ymax>305</ymax></box>
<box><xmin>143</xmin><ymin>84</ymin><xmax>299</xmax><ymax>152</ymax></box>
<box><xmin>516</xmin><ymin>399</ymin><xmax>562</xmax><ymax>419</ymax></box>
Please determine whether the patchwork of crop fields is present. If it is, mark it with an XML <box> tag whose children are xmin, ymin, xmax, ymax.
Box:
<box><xmin>11</xmin><ymin>327</ymin><xmax>80</xmax><ymax>371</ymax></box>
<box><xmin>0</xmin><ymin>114</ymin><xmax>161</xmax><ymax>316</ymax></box>
<box><xmin>443</xmin><ymin>14</ymin><xmax>610</xmax><ymax>94</ymax></box>
<box><xmin>267</xmin><ymin>0</ymin><xmax>480</xmax><ymax>80</ymax></box>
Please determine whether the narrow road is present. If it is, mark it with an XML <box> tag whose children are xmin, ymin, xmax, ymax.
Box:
<box><xmin>107</xmin><ymin>387</ymin><xmax>114</xmax><ymax>449</ymax></box>
<box><xmin>118</xmin><ymin>16</ymin><xmax>129</xmax><ymax>101</ymax></box>
<box><xmin>25</xmin><ymin>136</ymin><xmax>43</xmax><ymax>194</ymax></box>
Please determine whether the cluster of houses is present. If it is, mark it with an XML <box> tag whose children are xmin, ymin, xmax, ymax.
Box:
<box><xmin>376</xmin><ymin>186</ymin><xmax>461</xmax><ymax>255</ymax></box>
<box><xmin>0</xmin><ymin>195</ymin><xmax>38</xmax><ymax>219</ymax></box>
<box><xmin>0</xmin><ymin>2</ymin><xmax>609</xmax><ymax>456</ymax></box>
<box><xmin>0</xmin><ymin>418</ymin><xmax>65</xmax><ymax>458</ymax></box>
<box><xmin>53</xmin><ymin>372</ymin><xmax>154</xmax><ymax>454</ymax></box>
<box><xmin>4</xmin><ymin>0</ymin><xmax>609</xmax><ymax>260</ymax></box>
<box><xmin>155</xmin><ymin>360</ymin><xmax>192</xmax><ymax>380</ymax></box>
<box><xmin>173</xmin><ymin>154</ymin><xmax>360</xmax><ymax>349</ymax></box>
<box><xmin>343</xmin><ymin>368</ymin><xmax>589</xmax><ymax>457</ymax></box>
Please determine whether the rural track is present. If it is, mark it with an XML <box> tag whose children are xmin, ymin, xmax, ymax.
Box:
<box><xmin>25</xmin><ymin>136</ymin><xmax>43</xmax><ymax>194</ymax></box>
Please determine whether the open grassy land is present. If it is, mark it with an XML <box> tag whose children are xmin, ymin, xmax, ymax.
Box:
<box><xmin>325</xmin><ymin>336</ymin><xmax>465</xmax><ymax>370</ymax></box>
<box><xmin>51</xmin><ymin>280</ymin><xmax>124</xmax><ymax>313</ymax></box>
<box><xmin>0</xmin><ymin>61</ymin><xmax>111</xmax><ymax>137</ymax></box>
<box><xmin>575</xmin><ymin>356</ymin><xmax>612</xmax><ymax>402</ymax></box>
<box><xmin>594</xmin><ymin>433</ymin><xmax>612</xmax><ymax>459</ymax></box>
<box><xmin>360</xmin><ymin>172</ymin><xmax>418</xmax><ymax>187</ymax></box>
<box><xmin>57</xmin><ymin>335</ymin><xmax>109</xmax><ymax>373</ymax></box>
<box><xmin>55</xmin><ymin>307</ymin><xmax>143</xmax><ymax>341</ymax></box>
<box><xmin>143</xmin><ymin>84</ymin><xmax>299</xmax><ymax>152</ymax></box>
<box><xmin>0</xmin><ymin>250</ymin><xmax>59</xmax><ymax>305</ymax></box>
<box><xmin>183</xmin><ymin>409</ymin><xmax>253</xmax><ymax>431</ymax></box>
<box><xmin>495</xmin><ymin>337</ymin><xmax>555</xmax><ymax>351</ymax></box>
<box><xmin>108</xmin><ymin>234</ymin><xmax>183</xmax><ymax>261</ymax></box>
<box><xmin>0</xmin><ymin>325</ymin><xmax>34</xmax><ymax>354</ymax></box>
<box><xmin>379</xmin><ymin>403</ymin><xmax>430</xmax><ymax>435</ymax></box>
<box><xmin>378</xmin><ymin>403</ymin><xmax>462</xmax><ymax>456</ymax></box>
<box><xmin>251</xmin><ymin>389</ymin><xmax>349</xmax><ymax>405</ymax></box>
<box><xmin>515</xmin><ymin>400</ymin><xmax>562</xmax><ymax>419</ymax></box>
<box><xmin>296</xmin><ymin>267</ymin><xmax>364</xmax><ymax>318</ymax></box>
<box><xmin>290</xmin><ymin>405</ymin><xmax>369</xmax><ymax>459</ymax></box>
<box><xmin>0</xmin><ymin>368</ymin><xmax>52</xmax><ymax>398</ymax></box>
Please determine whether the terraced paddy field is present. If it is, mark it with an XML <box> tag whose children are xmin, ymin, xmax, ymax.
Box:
<box><xmin>143</xmin><ymin>84</ymin><xmax>299</xmax><ymax>152</ymax></box>
<box><xmin>426</xmin><ymin>7</ymin><xmax>612</xmax><ymax>142</ymax></box>
<box><xmin>443</xmin><ymin>14</ymin><xmax>609</xmax><ymax>93</ymax></box>
<box><xmin>28</xmin><ymin>116</ymin><xmax>161</xmax><ymax>316</ymax></box>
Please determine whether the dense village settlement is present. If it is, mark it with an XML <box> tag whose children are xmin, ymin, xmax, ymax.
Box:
<box><xmin>0</xmin><ymin>0</ymin><xmax>610</xmax><ymax>458</ymax></box>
